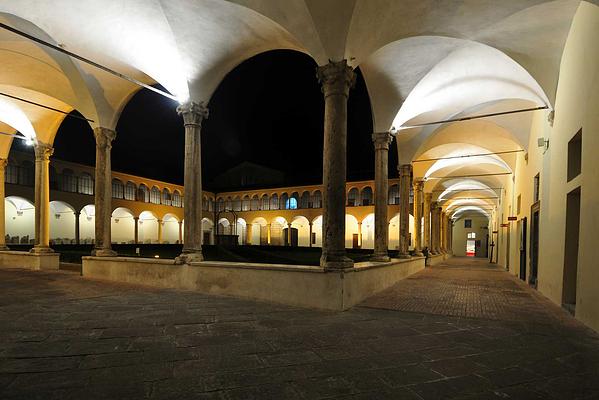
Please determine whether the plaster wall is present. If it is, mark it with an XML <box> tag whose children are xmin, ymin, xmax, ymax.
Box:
<box><xmin>452</xmin><ymin>216</ymin><xmax>489</xmax><ymax>257</ymax></box>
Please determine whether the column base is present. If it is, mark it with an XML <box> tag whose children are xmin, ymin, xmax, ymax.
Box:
<box><xmin>413</xmin><ymin>250</ymin><xmax>424</xmax><ymax>257</ymax></box>
<box><xmin>320</xmin><ymin>253</ymin><xmax>354</xmax><ymax>270</ymax></box>
<box><xmin>371</xmin><ymin>253</ymin><xmax>390</xmax><ymax>262</ymax></box>
<box><xmin>92</xmin><ymin>248</ymin><xmax>117</xmax><ymax>257</ymax></box>
<box><xmin>30</xmin><ymin>246</ymin><xmax>54</xmax><ymax>254</ymax></box>
<box><xmin>397</xmin><ymin>253</ymin><xmax>411</xmax><ymax>259</ymax></box>
<box><xmin>175</xmin><ymin>251</ymin><xmax>203</xmax><ymax>265</ymax></box>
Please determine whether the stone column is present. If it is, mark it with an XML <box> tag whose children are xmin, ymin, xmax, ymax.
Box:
<box><xmin>440</xmin><ymin>211</ymin><xmax>446</xmax><ymax>253</ymax></box>
<box><xmin>175</xmin><ymin>101</ymin><xmax>208</xmax><ymax>264</ymax></box>
<box><xmin>74</xmin><ymin>211</ymin><xmax>80</xmax><ymax>245</ymax></box>
<box><xmin>133</xmin><ymin>217</ymin><xmax>139</xmax><ymax>244</ymax></box>
<box><xmin>92</xmin><ymin>127</ymin><xmax>116</xmax><ymax>256</ymax></box>
<box><xmin>398</xmin><ymin>164</ymin><xmax>412</xmax><ymax>259</ymax></box>
<box><xmin>309</xmin><ymin>222</ymin><xmax>313</xmax><ymax>247</ymax></box>
<box><xmin>246</xmin><ymin>223</ymin><xmax>253</xmax><ymax>245</ymax></box>
<box><xmin>287</xmin><ymin>223</ymin><xmax>292</xmax><ymax>246</ymax></box>
<box><xmin>178</xmin><ymin>221</ymin><xmax>183</xmax><ymax>244</ymax></box>
<box><xmin>434</xmin><ymin>206</ymin><xmax>442</xmax><ymax>254</ymax></box>
<box><xmin>423</xmin><ymin>192</ymin><xmax>432</xmax><ymax>253</ymax></box>
<box><xmin>430</xmin><ymin>201</ymin><xmax>439</xmax><ymax>254</ymax></box>
<box><xmin>157</xmin><ymin>219</ymin><xmax>163</xmax><ymax>244</ymax></box>
<box><xmin>317</xmin><ymin>60</ymin><xmax>355</xmax><ymax>270</ymax></box>
<box><xmin>0</xmin><ymin>159</ymin><xmax>8</xmax><ymax>250</ymax></box>
<box><xmin>31</xmin><ymin>142</ymin><xmax>53</xmax><ymax>254</ymax></box>
<box><xmin>412</xmin><ymin>181</ymin><xmax>424</xmax><ymax>256</ymax></box>
<box><xmin>372</xmin><ymin>132</ymin><xmax>393</xmax><ymax>261</ymax></box>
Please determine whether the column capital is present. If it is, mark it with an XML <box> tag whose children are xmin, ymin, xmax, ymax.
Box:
<box><xmin>317</xmin><ymin>60</ymin><xmax>355</xmax><ymax>99</ymax></box>
<box><xmin>0</xmin><ymin>158</ymin><xmax>7</xmax><ymax>169</ymax></box>
<box><xmin>93</xmin><ymin>127</ymin><xmax>117</xmax><ymax>149</ymax></box>
<box><xmin>413</xmin><ymin>180</ymin><xmax>424</xmax><ymax>191</ymax></box>
<box><xmin>371</xmin><ymin>131</ymin><xmax>394</xmax><ymax>151</ymax></box>
<box><xmin>398</xmin><ymin>163</ymin><xmax>412</xmax><ymax>177</ymax></box>
<box><xmin>177</xmin><ymin>101</ymin><xmax>209</xmax><ymax>127</ymax></box>
<box><xmin>431</xmin><ymin>201</ymin><xmax>438</xmax><ymax>209</ymax></box>
<box><xmin>33</xmin><ymin>141</ymin><xmax>53</xmax><ymax>161</ymax></box>
<box><xmin>133</xmin><ymin>216</ymin><xmax>139</xmax><ymax>221</ymax></box>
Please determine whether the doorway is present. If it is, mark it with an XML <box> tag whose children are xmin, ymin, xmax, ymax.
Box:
<box><xmin>518</xmin><ymin>218</ymin><xmax>527</xmax><ymax>281</ymax></box>
<box><xmin>466</xmin><ymin>240</ymin><xmax>475</xmax><ymax>256</ymax></box>
<box><xmin>562</xmin><ymin>187</ymin><xmax>581</xmax><ymax>314</ymax></box>
<box><xmin>529</xmin><ymin>202</ymin><xmax>540</xmax><ymax>287</ymax></box>
<box><xmin>352</xmin><ymin>234</ymin><xmax>360</xmax><ymax>249</ymax></box>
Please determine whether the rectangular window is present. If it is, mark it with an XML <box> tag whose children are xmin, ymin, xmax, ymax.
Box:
<box><xmin>465</xmin><ymin>219</ymin><xmax>472</xmax><ymax>228</ymax></box>
<box><xmin>567</xmin><ymin>128</ymin><xmax>582</xmax><ymax>182</ymax></box>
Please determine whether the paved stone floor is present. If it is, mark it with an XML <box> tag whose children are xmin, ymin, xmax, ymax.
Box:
<box><xmin>1</xmin><ymin>257</ymin><xmax>599</xmax><ymax>399</ymax></box>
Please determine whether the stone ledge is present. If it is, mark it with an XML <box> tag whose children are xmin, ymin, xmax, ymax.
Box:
<box><xmin>0</xmin><ymin>250</ymin><xmax>60</xmax><ymax>270</ymax></box>
<box><xmin>82</xmin><ymin>256</ymin><xmax>425</xmax><ymax>311</ymax></box>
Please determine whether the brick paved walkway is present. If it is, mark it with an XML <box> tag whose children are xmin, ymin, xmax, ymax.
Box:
<box><xmin>1</xmin><ymin>258</ymin><xmax>599</xmax><ymax>399</ymax></box>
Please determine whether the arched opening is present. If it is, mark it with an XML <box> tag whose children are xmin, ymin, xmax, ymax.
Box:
<box><xmin>138</xmin><ymin>211</ymin><xmax>159</xmax><ymax>243</ymax></box>
<box><xmin>124</xmin><ymin>181</ymin><xmax>136</xmax><ymax>201</ymax></box>
<box><xmin>137</xmin><ymin>184</ymin><xmax>149</xmax><ymax>203</ymax></box>
<box><xmin>361</xmin><ymin>187</ymin><xmax>373</xmax><ymax>206</ymax></box>
<box><xmin>361</xmin><ymin>213</ymin><xmax>375</xmax><ymax>249</ymax></box>
<box><xmin>162</xmin><ymin>188</ymin><xmax>172</xmax><ymax>206</ymax></box>
<box><xmin>79</xmin><ymin>205</ymin><xmax>95</xmax><ymax>244</ymax></box>
<box><xmin>271</xmin><ymin>217</ymin><xmax>287</xmax><ymax>246</ymax></box>
<box><xmin>150</xmin><ymin>186</ymin><xmax>161</xmax><ymax>204</ymax></box>
<box><xmin>5</xmin><ymin>196</ymin><xmax>35</xmax><ymax>244</ymax></box>
<box><xmin>250</xmin><ymin>217</ymin><xmax>268</xmax><ymax>245</ymax></box>
<box><xmin>78</xmin><ymin>172</ymin><xmax>94</xmax><ymax>195</ymax></box>
<box><xmin>112</xmin><ymin>179</ymin><xmax>124</xmax><ymax>199</ymax></box>
<box><xmin>111</xmin><ymin>207</ymin><xmax>135</xmax><ymax>244</ymax></box>
<box><xmin>291</xmin><ymin>216</ymin><xmax>310</xmax><ymax>247</ymax></box>
<box><xmin>312</xmin><ymin>216</ymin><xmax>323</xmax><ymax>247</ymax></box>
<box><xmin>172</xmin><ymin>190</ymin><xmax>182</xmax><ymax>207</ymax></box>
<box><xmin>162</xmin><ymin>214</ymin><xmax>180</xmax><ymax>244</ymax></box>
<box><xmin>49</xmin><ymin>201</ymin><xmax>76</xmax><ymax>244</ymax></box>
<box><xmin>201</xmin><ymin>218</ymin><xmax>213</xmax><ymax>245</ymax></box>
<box><xmin>348</xmin><ymin>188</ymin><xmax>359</xmax><ymax>207</ymax></box>
<box><xmin>345</xmin><ymin>214</ymin><xmax>360</xmax><ymax>248</ymax></box>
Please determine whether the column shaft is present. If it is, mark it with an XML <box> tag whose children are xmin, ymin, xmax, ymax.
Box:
<box><xmin>287</xmin><ymin>223</ymin><xmax>292</xmax><ymax>246</ymax></box>
<box><xmin>31</xmin><ymin>143</ymin><xmax>53</xmax><ymax>253</ymax></box>
<box><xmin>0</xmin><ymin>159</ymin><xmax>7</xmax><ymax>250</ymax></box>
<box><xmin>423</xmin><ymin>192</ymin><xmax>432</xmax><ymax>252</ymax></box>
<box><xmin>318</xmin><ymin>60</ymin><xmax>355</xmax><ymax>270</ymax></box>
<box><xmin>309</xmin><ymin>222</ymin><xmax>313</xmax><ymax>247</ymax></box>
<box><xmin>175</xmin><ymin>101</ymin><xmax>208</xmax><ymax>264</ymax></box>
<box><xmin>157</xmin><ymin>219</ymin><xmax>163</xmax><ymax>244</ymax></box>
<box><xmin>178</xmin><ymin>221</ymin><xmax>183</xmax><ymax>244</ymax></box>
<box><xmin>246</xmin><ymin>223</ymin><xmax>253</xmax><ymax>245</ymax></box>
<box><xmin>92</xmin><ymin>128</ymin><xmax>116</xmax><ymax>256</ymax></box>
<box><xmin>134</xmin><ymin>217</ymin><xmax>139</xmax><ymax>244</ymax></box>
<box><xmin>74</xmin><ymin>211</ymin><xmax>80</xmax><ymax>245</ymax></box>
<box><xmin>413</xmin><ymin>180</ymin><xmax>424</xmax><ymax>256</ymax></box>
<box><xmin>372</xmin><ymin>132</ymin><xmax>393</xmax><ymax>261</ymax></box>
<box><xmin>430</xmin><ymin>202</ymin><xmax>439</xmax><ymax>254</ymax></box>
<box><xmin>398</xmin><ymin>164</ymin><xmax>412</xmax><ymax>258</ymax></box>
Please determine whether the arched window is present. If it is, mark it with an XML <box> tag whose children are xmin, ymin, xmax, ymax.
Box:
<box><xmin>202</xmin><ymin>196</ymin><xmax>209</xmax><ymax>211</ymax></box>
<box><xmin>6</xmin><ymin>162</ymin><xmax>18</xmax><ymax>184</ymax></box>
<box><xmin>78</xmin><ymin>173</ymin><xmax>94</xmax><ymax>195</ymax></box>
<box><xmin>361</xmin><ymin>187</ymin><xmax>373</xmax><ymax>206</ymax></box>
<box><xmin>232</xmin><ymin>196</ymin><xmax>242</xmax><ymax>212</ymax></box>
<box><xmin>216</xmin><ymin>197</ymin><xmax>225</xmax><ymax>212</ymax></box>
<box><xmin>261</xmin><ymin>195</ymin><xmax>270</xmax><ymax>211</ymax></box>
<box><xmin>312</xmin><ymin>190</ymin><xmax>322</xmax><ymax>208</ymax></box>
<box><xmin>124</xmin><ymin>181</ymin><xmax>136</xmax><ymax>200</ymax></box>
<box><xmin>149</xmin><ymin>186</ymin><xmax>161</xmax><ymax>204</ymax></box>
<box><xmin>286</xmin><ymin>197</ymin><xmax>298</xmax><ymax>210</ymax></box>
<box><xmin>207</xmin><ymin>197</ymin><xmax>213</xmax><ymax>211</ymax></box>
<box><xmin>300</xmin><ymin>191</ymin><xmax>311</xmax><ymax>209</ymax></box>
<box><xmin>162</xmin><ymin>188</ymin><xmax>171</xmax><ymax>206</ymax></box>
<box><xmin>388</xmin><ymin>184</ymin><xmax>399</xmax><ymax>205</ymax></box>
<box><xmin>251</xmin><ymin>195</ymin><xmax>260</xmax><ymax>211</ymax></box>
<box><xmin>270</xmin><ymin>194</ymin><xmax>279</xmax><ymax>210</ymax></box>
<box><xmin>280</xmin><ymin>193</ymin><xmax>289</xmax><ymax>209</ymax></box>
<box><xmin>348</xmin><ymin>188</ymin><xmax>359</xmax><ymax>206</ymax></box>
<box><xmin>242</xmin><ymin>195</ymin><xmax>250</xmax><ymax>211</ymax></box>
<box><xmin>112</xmin><ymin>179</ymin><xmax>124</xmax><ymax>199</ymax></box>
<box><xmin>225</xmin><ymin>197</ymin><xmax>232</xmax><ymax>210</ymax></box>
<box><xmin>59</xmin><ymin>168</ymin><xmax>77</xmax><ymax>192</ymax></box>
<box><xmin>137</xmin><ymin>184</ymin><xmax>150</xmax><ymax>202</ymax></box>
<box><xmin>172</xmin><ymin>190</ymin><xmax>182</xmax><ymax>207</ymax></box>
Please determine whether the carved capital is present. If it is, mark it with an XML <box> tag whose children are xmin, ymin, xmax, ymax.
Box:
<box><xmin>0</xmin><ymin>158</ymin><xmax>7</xmax><ymax>170</ymax></box>
<box><xmin>177</xmin><ymin>101</ymin><xmax>209</xmax><ymax>127</ymax></box>
<box><xmin>372</xmin><ymin>131</ymin><xmax>394</xmax><ymax>151</ymax></box>
<box><xmin>398</xmin><ymin>164</ymin><xmax>412</xmax><ymax>177</ymax></box>
<box><xmin>93</xmin><ymin>127</ymin><xmax>117</xmax><ymax>149</ymax></box>
<box><xmin>33</xmin><ymin>142</ymin><xmax>53</xmax><ymax>161</ymax></box>
<box><xmin>413</xmin><ymin>180</ymin><xmax>424</xmax><ymax>192</ymax></box>
<box><xmin>317</xmin><ymin>60</ymin><xmax>355</xmax><ymax>98</ymax></box>
<box><xmin>431</xmin><ymin>201</ymin><xmax>438</xmax><ymax>209</ymax></box>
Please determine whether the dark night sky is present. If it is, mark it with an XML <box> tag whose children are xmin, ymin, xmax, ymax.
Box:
<box><xmin>47</xmin><ymin>50</ymin><xmax>398</xmax><ymax>189</ymax></box>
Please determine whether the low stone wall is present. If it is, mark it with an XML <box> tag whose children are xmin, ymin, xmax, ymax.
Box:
<box><xmin>427</xmin><ymin>253</ymin><xmax>453</xmax><ymax>266</ymax></box>
<box><xmin>82</xmin><ymin>256</ymin><xmax>425</xmax><ymax>310</ymax></box>
<box><xmin>0</xmin><ymin>250</ymin><xmax>60</xmax><ymax>270</ymax></box>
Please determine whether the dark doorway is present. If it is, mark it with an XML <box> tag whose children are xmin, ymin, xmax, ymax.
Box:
<box><xmin>562</xmin><ymin>187</ymin><xmax>581</xmax><ymax>314</ymax></box>
<box><xmin>203</xmin><ymin>231</ymin><xmax>211</xmax><ymax>246</ymax></box>
<box><xmin>352</xmin><ymin>234</ymin><xmax>360</xmax><ymax>249</ymax></box>
<box><xmin>518</xmin><ymin>217</ymin><xmax>527</xmax><ymax>281</ymax></box>
<box><xmin>283</xmin><ymin>228</ymin><xmax>299</xmax><ymax>247</ymax></box>
<box><xmin>506</xmin><ymin>222</ymin><xmax>511</xmax><ymax>271</ymax></box>
<box><xmin>529</xmin><ymin>202</ymin><xmax>540</xmax><ymax>287</ymax></box>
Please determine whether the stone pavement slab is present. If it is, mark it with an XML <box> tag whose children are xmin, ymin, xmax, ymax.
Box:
<box><xmin>0</xmin><ymin>257</ymin><xmax>598</xmax><ymax>399</ymax></box>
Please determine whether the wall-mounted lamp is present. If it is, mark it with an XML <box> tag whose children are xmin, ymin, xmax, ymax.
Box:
<box><xmin>16</xmin><ymin>211</ymin><xmax>23</xmax><ymax>216</ymax></box>
<box><xmin>537</xmin><ymin>137</ymin><xmax>549</xmax><ymax>154</ymax></box>
<box><xmin>114</xmin><ymin>218</ymin><xmax>119</xmax><ymax>223</ymax></box>
<box><xmin>55</xmin><ymin>214</ymin><xmax>61</xmax><ymax>219</ymax></box>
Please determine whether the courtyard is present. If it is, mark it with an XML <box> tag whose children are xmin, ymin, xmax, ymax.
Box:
<box><xmin>1</xmin><ymin>257</ymin><xmax>598</xmax><ymax>399</ymax></box>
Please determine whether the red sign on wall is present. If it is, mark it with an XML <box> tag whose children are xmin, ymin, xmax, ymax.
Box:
<box><xmin>507</xmin><ymin>216</ymin><xmax>518</xmax><ymax>221</ymax></box>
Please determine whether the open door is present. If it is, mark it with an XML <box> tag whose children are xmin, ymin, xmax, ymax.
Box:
<box><xmin>529</xmin><ymin>202</ymin><xmax>540</xmax><ymax>287</ymax></box>
<box><xmin>518</xmin><ymin>218</ymin><xmax>527</xmax><ymax>281</ymax></box>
